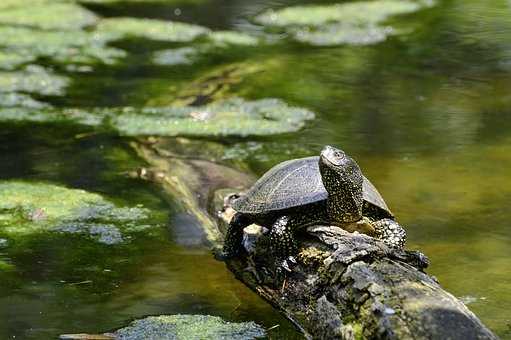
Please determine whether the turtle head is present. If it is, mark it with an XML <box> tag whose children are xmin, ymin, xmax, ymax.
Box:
<box><xmin>319</xmin><ymin>146</ymin><xmax>360</xmax><ymax>186</ymax></box>
<box><xmin>319</xmin><ymin>145</ymin><xmax>363</xmax><ymax>222</ymax></box>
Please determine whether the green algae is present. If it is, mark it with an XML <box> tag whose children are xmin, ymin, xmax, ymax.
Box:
<box><xmin>0</xmin><ymin>3</ymin><xmax>98</xmax><ymax>30</ymax></box>
<box><xmin>0</xmin><ymin>107</ymin><xmax>102</xmax><ymax>125</ymax></box>
<box><xmin>0</xmin><ymin>65</ymin><xmax>68</xmax><ymax>96</ymax></box>
<box><xmin>255</xmin><ymin>0</ymin><xmax>433</xmax><ymax>46</ymax></box>
<box><xmin>114</xmin><ymin>315</ymin><xmax>265</xmax><ymax>340</ymax></box>
<box><xmin>0</xmin><ymin>95</ymin><xmax>314</xmax><ymax>137</ymax></box>
<box><xmin>110</xmin><ymin>97</ymin><xmax>315</xmax><ymax>137</ymax></box>
<box><xmin>153</xmin><ymin>47</ymin><xmax>198</xmax><ymax>66</ymax></box>
<box><xmin>151</xmin><ymin>31</ymin><xmax>258</xmax><ymax>66</ymax></box>
<box><xmin>0</xmin><ymin>26</ymin><xmax>126</xmax><ymax>66</ymax></box>
<box><xmin>0</xmin><ymin>93</ymin><xmax>50</xmax><ymax>109</ymax></box>
<box><xmin>293</xmin><ymin>24</ymin><xmax>395</xmax><ymax>46</ymax></box>
<box><xmin>95</xmin><ymin>17</ymin><xmax>210</xmax><ymax>43</ymax></box>
<box><xmin>83</xmin><ymin>0</ymin><xmax>206</xmax><ymax>3</ymax></box>
<box><xmin>0</xmin><ymin>0</ymin><xmax>50</xmax><ymax>10</ymax></box>
<box><xmin>0</xmin><ymin>181</ymin><xmax>154</xmax><ymax>244</ymax></box>
<box><xmin>0</xmin><ymin>51</ymin><xmax>35</xmax><ymax>70</ymax></box>
<box><xmin>255</xmin><ymin>1</ymin><xmax>424</xmax><ymax>27</ymax></box>
<box><xmin>208</xmin><ymin>31</ymin><xmax>259</xmax><ymax>47</ymax></box>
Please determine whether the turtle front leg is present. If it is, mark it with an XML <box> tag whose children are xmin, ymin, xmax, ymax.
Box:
<box><xmin>221</xmin><ymin>212</ymin><xmax>253</xmax><ymax>258</ymax></box>
<box><xmin>269</xmin><ymin>216</ymin><xmax>299</xmax><ymax>272</ymax></box>
<box><xmin>373</xmin><ymin>218</ymin><xmax>407</xmax><ymax>249</ymax></box>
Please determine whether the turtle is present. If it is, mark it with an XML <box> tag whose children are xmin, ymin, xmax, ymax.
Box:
<box><xmin>221</xmin><ymin>145</ymin><xmax>406</xmax><ymax>268</ymax></box>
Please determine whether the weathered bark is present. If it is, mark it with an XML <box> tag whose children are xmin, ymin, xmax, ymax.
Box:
<box><xmin>131</xmin><ymin>138</ymin><xmax>497</xmax><ymax>340</ymax></box>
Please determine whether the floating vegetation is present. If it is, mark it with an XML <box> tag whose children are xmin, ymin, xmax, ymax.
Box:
<box><xmin>255</xmin><ymin>0</ymin><xmax>434</xmax><ymax>46</ymax></box>
<box><xmin>0</xmin><ymin>93</ymin><xmax>50</xmax><ymax>109</ymax></box>
<box><xmin>0</xmin><ymin>65</ymin><xmax>68</xmax><ymax>96</ymax></box>
<box><xmin>83</xmin><ymin>0</ymin><xmax>207</xmax><ymax>3</ymax></box>
<box><xmin>294</xmin><ymin>24</ymin><xmax>394</xmax><ymax>46</ymax></box>
<box><xmin>113</xmin><ymin>315</ymin><xmax>266</xmax><ymax>340</ymax></box>
<box><xmin>0</xmin><ymin>2</ymin><xmax>98</xmax><ymax>30</ymax></box>
<box><xmin>0</xmin><ymin>181</ymin><xmax>154</xmax><ymax>244</ymax></box>
<box><xmin>0</xmin><ymin>51</ymin><xmax>36</xmax><ymax>70</ymax></box>
<box><xmin>153</xmin><ymin>47</ymin><xmax>199</xmax><ymax>66</ymax></box>
<box><xmin>54</xmin><ymin>222</ymin><xmax>124</xmax><ymax>245</ymax></box>
<box><xmin>0</xmin><ymin>26</ymin><xmax>126</xmax><ymax>66</ymax></box>
<box><xmin>152</xmin><ymin>32</ymin><xmax>258</xmax><ymax>66</ymax></box>
<box><xmin>95</xmin><ymin>17</ymin><xmax>210</xmax><ymax>43</ymax></box>
<box><xmin>109</xmin><ymin>97</ymin><xmax>315</xmax><ymax>137</ymax></box>
<box><xmin>0</xmin><ymin>107</ymin><xmax>102</xmax><ymax>125</ymax></box>
<box><xmin>0</xmin><ymin>96</ymin><xmax>314</xmax><ymax>137</ymax></box>
<box><xmin>208</xmin><ymin>31</ymin><xmax>259</xmax><ymax>47</ymax></box>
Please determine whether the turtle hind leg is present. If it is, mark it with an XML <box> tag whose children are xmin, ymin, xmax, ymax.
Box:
<box><xmin>222</xmin><ymin>212</ymin><xmax>253</xmax><ymax>258</ymax></box>
<box><xmin>373</xmin><ymin>218</ymin><xmax>407</xmax><ymax>248</ymax></box>
<box><xmin>269</xmin><ymin>216</ymin><xmax>299</xmax><ymax>271</ymax></box>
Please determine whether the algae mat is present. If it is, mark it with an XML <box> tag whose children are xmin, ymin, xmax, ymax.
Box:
<box><xmin>0</xmin><ymin>181</ymin><xmax>157</xmax><ymax>244</ymax></box>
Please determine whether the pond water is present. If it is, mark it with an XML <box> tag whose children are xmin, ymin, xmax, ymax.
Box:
<box><xmin>1</xmin><ymin>0</ymin><xmax>510</xmax><ymax>339</ymax></box>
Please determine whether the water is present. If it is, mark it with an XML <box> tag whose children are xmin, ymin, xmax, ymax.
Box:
<box><xmin>1</xmin><ymin>0</ymin><xmax>511</xmax><ymax>338</ymax></box>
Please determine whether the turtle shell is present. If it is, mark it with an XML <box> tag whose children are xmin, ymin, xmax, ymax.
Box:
<box><xmin>232</xmin><ymin>156</ymin><xmax>393</xmax><ymax>217</ymax></box>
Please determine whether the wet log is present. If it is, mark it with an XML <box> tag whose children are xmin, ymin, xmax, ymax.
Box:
<box><xmin>131</xmin><ymin>138</ymin><xmax>497</xmax><ymax>340</ymax></box>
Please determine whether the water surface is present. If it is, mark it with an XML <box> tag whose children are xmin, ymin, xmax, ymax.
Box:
<box><xmin>1</xmin><ymin>0</ymin><xmax>510</xmax><ymax>338</ymax></box>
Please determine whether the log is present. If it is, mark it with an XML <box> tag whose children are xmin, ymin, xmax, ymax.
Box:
<box><xmin>131</xmin><ymin>138</ymin><xmax>497</xmax><ymax>340</ymax></box>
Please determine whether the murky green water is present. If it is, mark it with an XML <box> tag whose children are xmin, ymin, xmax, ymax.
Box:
<box><xmin>1</xmin><ymin>0</ymin><xmax>510</xmax><ymax>338</ymax></box>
